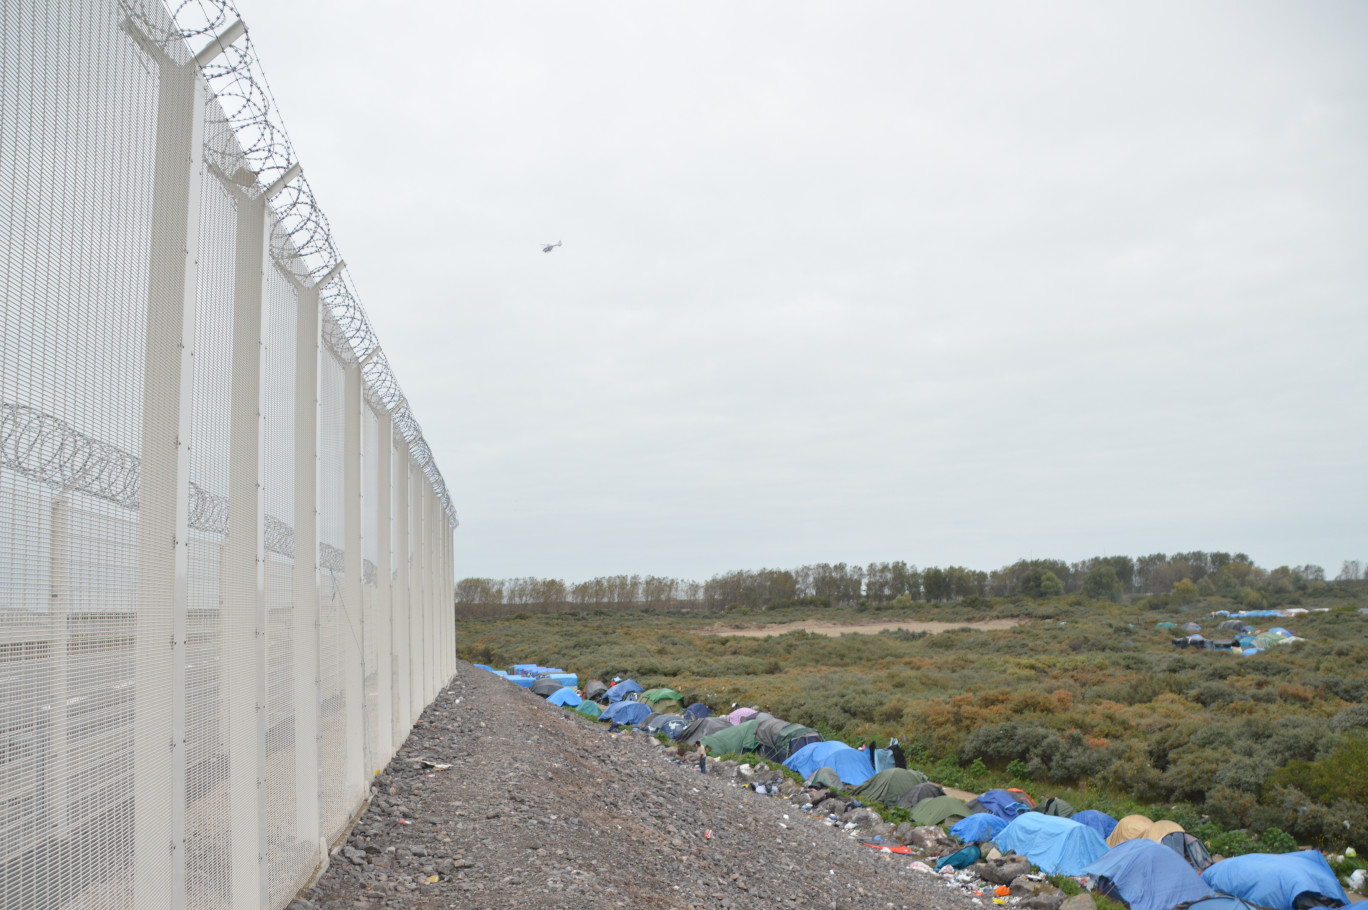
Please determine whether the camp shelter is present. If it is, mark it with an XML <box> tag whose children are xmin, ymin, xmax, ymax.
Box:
<box><xmin>1219</xmin><ymin>620</ymin><xmax>1253</xmax><ymax>633</ymax></box>
<box><xmin>642</xmin><ymin>688</ymin><xmax>685</xmax><ymax>714</ymax></box>
<box><xmin>605</xmin><ymin>680</ymin><xmax>644</xmax><ymax>703</ymax></box>
<box><xmin>775</xmin><ymin>723</ymin><xmax>822</xmax><ymax>761</ymax></box>
<box><xmin>1201</xmin><ymin>851</ymin><xmax>1349</xmax><ymax>910</ymax></box>
<box><xmin>994</xmin><ymin>814</ymin><xmax>1109</xmax><ymax>875</ymax></box>
<box><xmin>583</xmin><ymin>680</ymin><xmax>609</xmax><ymax>702</ymax></box>
<box><xmin>1182</xmin><ymin>622</ymin><xmax>1202</xmax><ymax>632</ymax></box>
<box><xmin>547</xmin><ymin>687</ymin><xmax>582</xmax><ymax>707</ymax></box>
<box><xmin>683</xmin><ymin>703</ymin><xmax>713</xmax><ymax>721</ymax></box>
<box><xmin>783</xmin><ymin>741</ymin><xmax>875</xmax><ymax>787</ymax></box>
<box><xmin>950</xmin><ymin>813</ymin><xmax>1007</xmax><ymax>844</ymax></box>
<box><xmin>1005</xmin><ymin>787</ymin><xmax>1036</xmax><ymax>808</ymax></box>
<box><xmin>699</xmin><ymin>718</ymin><xmax>763</xmax><ymax>756</ymax></box>
<box><xmin>852</xmin><ymin>768</ymin><xmax>930</xmax><ymax>805</ymax></box>
<box><xmin>897</xmin><ymin>782</ymin><xmax>945</xmax><ymax>809</ymax></box>
<box><xmin>575</xmin><ymin>701</ymin><xmax>602</xmax><ymax>719</ymax></box>
<box><xmin>1107</xmin><ymin>814</ymin><xmax>1155</xmax><ymax>847</ymax></box>
<box><xmin>659</xmin><ymin>718</ymin><xmax>689</xmax><ymax>740</ymax></box>
<box><xmin>531</xmin><ymin>677</ymin><xmax>563</xmax><ymax>698</ymax></box>
<box><xmin>1142</xmin><ymin>819</ymin><xmax>1185</xmax><ymax>842</ymax></box>
<box><xmin>1163</xmin><ymin>831</ymin><xmax>1215</xmax><ymax>872</ymax></box>
<box><xmin>728</xmin><ymin>707</ymin><xmax>758</xmax><ymax>725</ymax></box>
<box><xmin>972</xmin><ymin>789</ymin><xmax>1032</xmax><ymax>821</ymax></box>
<box><xmin>939</xmin><ymin>844</ymin><xmax>982</xmax><ymax>871</ymax></box>
<box><xmin>681</xmin><ymin>716</ymin><xmax>730</xmax><ymax>745</ymax></box>
<box><xmin>804</xmin><ymin>767</ymin><xmax>842</xmax><ymax>790</ymax></box>
<box><xmin>1082</xmin><ymin>838</ymin><xmax>1214</xmax><ymax>910</ymax></box>
<box><xmin>1156</xmin><ymin>621</ymin><xmax>1177</xmax><ymax>630</ymax></box>
<box><xmin>1072</xmin><ymin>809</ymin><xmax>1118</xmax><ymax>841</ymax></box>
<box><xmin>753</xmin><ymin>715</ymin><xmax>792</xmax><ymax>759</ymax></box>
<box><xmin>638</xmin><ymin>712</ymin><xmax>664</xmax><ymax>731</ymax></box>
<box><xmin>1036</xmin><ymin>797</ymin><xmax>1076</xmax><ymax>818</ymax></box>
<box><xmin>910</xmin><ymin>795</ymin><xmax>976</xmax><ymax>827</ymax></box>
<box><xmin>600</xmin><ymin>700</ymin><xmax>652</xmax><ymax>726</ymax></box>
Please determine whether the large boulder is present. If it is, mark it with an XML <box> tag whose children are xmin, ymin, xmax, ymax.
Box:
<box><xmin>841</xmin><ymin>807</ymin><xmax>885</xmax><ymax>830</ymax></box>
<box><xmin>1061</xmin><ymin>895</ymin><xmax>1096</xmax><ymax>910</ymax></box>
<box><xmin>972</xmin><ymin>855</ymin><xmax>1032</xmax><ymax>885</ymax></box>
<box><xmin>1010</xmin><ymin>877</ymin><xmax>1066</xmax><ymax>910</ymax></box>
<box><xmin>891</xmin><ymin>822</ymin><xmax>916</xmax><ymax>846</ymax></box>
<box><xmin>905</xmin><ymin>825</ymin><xmax>959</xmax><ymax>856</ymax></box>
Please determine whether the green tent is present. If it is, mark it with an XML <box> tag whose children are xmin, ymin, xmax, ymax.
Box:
<box><xmin>1038</xmin><ymin>796</ymin><xmax>1076</xmax><ymax>818</ymax></box>
<box><xmin>910</xmin><ymin>795</ymin><xmax>975</xmax><ymax>827</ymax></box>
<box><xmin>575</xmin><ymin>701</ymin><xmax>602</xmax><ymax>719</ymax></box>
<box><xmin>805</xmin><ymin>767</ymin><xmax>842</xmax><ymax>790</ymax></box>
<box><xmin>777</xmin><ymin>722</ymin><xmax>820</xmax><ymax>753</ymax></box>
<box><xmin>699</xmin><ymin>718</ymin><xmax>762</xmax><ymax>755</ymax></box>
<box><xmin>1155</xmin><ymin>621</ymin><xmax>1177</xmax><ymax>630</ymax></box>
<box><xmin>852</xmin><ymin>768</ymin><xmax>930</xmax><ymax>805</ymax></box>
<box><xmin>641</xmin><ymin>688</ymin><xmax>685</xmax><ymax>713</ymax></box>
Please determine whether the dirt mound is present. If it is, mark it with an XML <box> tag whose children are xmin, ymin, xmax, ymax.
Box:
<box><xmin>292</xmin><ymin>660</ymin><xmax>982</xmax><ymax>910</ymax></box>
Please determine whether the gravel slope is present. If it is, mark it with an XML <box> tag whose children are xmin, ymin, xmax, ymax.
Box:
<box><xmin>290</xmin><ymin>660</ymin><xmax>984</xmax><ymax>910</ymax></box>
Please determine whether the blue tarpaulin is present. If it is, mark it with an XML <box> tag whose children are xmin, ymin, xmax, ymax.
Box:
<box><xmin>1201</xmin><ymin>851</ymin><xmax>1348</xmax><ymax>910</ymax></box>
<box><xmin>950</xmin><ymin>813</ymin><xmax>1007</xmax><ymax>843</ymax></box>
<box><xmin>605</xmin><ymin>680</ymin><xmax>644</xmax><ymax>704</ymax></box>
<box><xmin>783</xmin><ymin>741</ymin><xmax>875</xmax><ymax>786</ymax></box>
<box><xmin>994</xmin><ymin>814</ymin><xmax>1109</xmax><ymax>875</ymax></box>
<box><xmin>599</xmin><ymin>701</ymin><xmax>652</xmax><ymax>725</ymax></box>
<box><xmin>1083</xmin><ymin>838</ymin><xmax>1213</xmax><ymax>910</ymax></box>
<box><xmin>975</xmin><ymin>789</ymin><xmax>1032</xmax><ymax>821</ymax></box>
<box><xmin>546</xmin><ymin>687</ymin><xmax>582</xmax><ymax>707</ymax></box>
<box><xmin>1072</xmin><ymin>809</ymin><xmax>1119</xmax><ymax>840</ymax></box>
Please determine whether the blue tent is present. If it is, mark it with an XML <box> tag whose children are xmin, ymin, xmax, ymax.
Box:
<box><xmin>659</xmin><ymin>718</ymin><xmax>690</xmax><ymax>740</ymax></box>
<box><xmin>599</xmin><ymin>700</ymin><xmax>652</xmax><ymax>726</ymax></box>
<box><xmin>783</xmin><ymin>741</ymin><xmax>875</xmax><ymax>786</ymax></box>
<box><xmin>546</xmin><ymin>687</ymin><xmax>582</xmax><ymax>707</ymax></box>
<box><xmin>1072</xmin><ymin>809</ymin><xmax>1118</xmax><ymax>840</ymax></box>
<box><xmin>994</xmin><ymin>814</ymin><xmax>1109</xmax><ymax>875</ymax></box>
<box><xmin>975</xmin><ymin>789</ymin><xmax>1032</xmax><ymax>821</ymax></box>
<box><xmin>950</xmin><ymin>813</ymin><xmax>1007</xmax><ymax>843</ymax></box>
<box><xmin>1083</xmin><ymin>838</ymin><xmax>1213</xmax><ymax>910</ymax></box>
<box><xmin>1201</xmin><ymin>851</ymin><xmax>1348</xmax><ymax>910</ymax></box>
<box><xmin>683</xmin><ymin>703</ymin><xmax>713</xmax><ymax>721</ymax></box>
<box><xmin>605</xmin><ymin>680</ymin><xmax>644</xmax><ymax>704</ymax></box>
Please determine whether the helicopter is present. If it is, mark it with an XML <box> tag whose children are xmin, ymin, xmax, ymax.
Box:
<box><xmin>541</xmin><ymin>240</ymin><xmax>562</xmax><ymax>253</ymax></box>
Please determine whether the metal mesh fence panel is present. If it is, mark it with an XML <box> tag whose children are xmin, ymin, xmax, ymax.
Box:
<box><xmin>1</xmin><ymin>1</ymin><xmax>457</xmax><ymax>907</ymax></box>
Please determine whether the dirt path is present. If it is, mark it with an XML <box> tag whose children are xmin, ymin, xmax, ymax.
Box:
<box><xmin>292</xmin><ymin>660</ymin><xmax>985</xmax><ymax>910</ymax></box>
<box><xmin>700</xmin><ymin>618</ymin><xmax>1027</xmax><ymax>638</ymax></box>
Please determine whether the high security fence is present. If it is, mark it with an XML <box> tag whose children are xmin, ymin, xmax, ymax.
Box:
<box><xmin>0</xmin><ymin>1</ymin><xmax>458</xmax><ymax>907</ymax></box>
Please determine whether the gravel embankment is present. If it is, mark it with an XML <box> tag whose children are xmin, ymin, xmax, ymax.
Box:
<box><xmin>289</xmin><ymin>660</ymin><xmax>985</xmax><ymax>910</ymax></box>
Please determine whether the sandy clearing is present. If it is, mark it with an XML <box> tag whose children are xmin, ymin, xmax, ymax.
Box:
<box><xmin>699</xmin><ymin>618</ymin><xmax>1027</xmax><ymax>638</ymax></box>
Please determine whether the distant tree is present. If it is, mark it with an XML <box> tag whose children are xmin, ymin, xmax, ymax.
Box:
<box><xmin>1172</xmin><ymin>578</ymin><xmax>1197</xmax><ymax>602</ymax></box>
<box><xmin>1337</xmin><ymin>560</ymin><xmax>1363</xmax><ymax>582</ymax></box>
<box><xmin>922</xmin><ymin>567</ymin><xmax>950</xmax><ymax>602</ymax></box>
<box><xmin>1081</xmin><ymin>564</ymin><xmax>1124</xmax><ymax>602</ymax></box>
<box><xmin>1020</xmin><ymin>567</ymin><xmax>1064</xmax><ymax>598</ymax></box>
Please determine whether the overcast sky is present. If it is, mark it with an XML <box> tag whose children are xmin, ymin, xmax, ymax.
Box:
<box><xmin>235</xmin><ymin>1</ymin><xmax>1367</xmax><ymax>583</ymax></box>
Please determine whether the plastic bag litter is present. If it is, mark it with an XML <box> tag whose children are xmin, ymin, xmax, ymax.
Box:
<box><xmin>908</xmin><ymin>861</ymin><xmax>935</xmax><ymax>874</ymax></box>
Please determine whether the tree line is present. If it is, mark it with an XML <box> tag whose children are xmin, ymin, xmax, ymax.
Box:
<box><xmin>453</xmin><ymin>552</ymin><xmax>1362</xmax><ymax>617</ymax></box>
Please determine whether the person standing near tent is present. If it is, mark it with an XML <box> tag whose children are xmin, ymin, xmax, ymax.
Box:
<box><xmin>698</xmin><ymin>743</ymin><xmax>707</xmax><ymax>774</ymax></box>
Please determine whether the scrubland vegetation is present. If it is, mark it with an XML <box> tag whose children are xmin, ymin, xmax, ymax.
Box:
<box><xmin>456</xmin><ymin>555</ymin><xmax>1368</xmax><ymax>857</ymax></box>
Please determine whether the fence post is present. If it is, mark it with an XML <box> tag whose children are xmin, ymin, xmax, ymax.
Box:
<box><xmin>46</xmin><ymin>497</ymin><xmax>69</xmax><ymax>839</ymax></box>
<box><xmin>341</xmin><ymin>361</ymin><xmax>367</xmax><ymax>796</ymax></box>
<box><xmin>409</xmin><ymin>459</ymin><xmax>425</xmax><ymax>717</ymax></box>
<box><xmin>222</xmin><ymin>164</ymin><xmax>287</xmax><ymax>908</ymax></box>
<box><xmin>292</xmin><ymin>277</ymin><xmax>323</xmax><ymax>868</ymax></box>
<box><xmin>375</xmin><ymin>410</ymin><xmax>394</xmax><ymax>763</ymax></box>
<box><xmin>392</xmin><ymin>447</ymin><xmax>411</xmax><ymax>740</ymax></box>
<box><xmin>130</xmin><ymin>34</ymin><xmax>207</xmax><ymax>910</ymax></box>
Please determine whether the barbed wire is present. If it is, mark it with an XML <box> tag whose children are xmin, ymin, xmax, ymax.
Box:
<box><xmin>129</xmin><ymin>0</ymin><xmax>457</xmax><ymax>526</ymax></box>
<box><xmin>3</xmin><ymin>403</ymin><xmax>376</xmax><ymax>582</ymax></box>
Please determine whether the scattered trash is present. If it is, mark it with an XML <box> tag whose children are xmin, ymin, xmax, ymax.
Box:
<box><xmin>995</xmin><ymin>885</ymin><xmax>1011</xmax><ymax>897</ymax></box>
<box><xmin>425</xmin><ymin>875</ymin><xmax>438</xmax><ymax>884</ymax></box>
<box><xmin>908</xmin><ymin>861</ymin><xmax>935</xmax><ymax>873</ymax></box>
<box><xmin>704</xmin><ymin>829</ymin><xmax>712</xmax><ymax>839</ymax></box>
<box><xmin>419</xmin><ymin>760</ymin><xmax>451</xmax><ymax>771</ymax></box>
